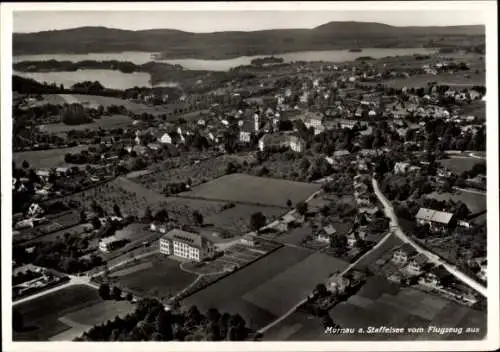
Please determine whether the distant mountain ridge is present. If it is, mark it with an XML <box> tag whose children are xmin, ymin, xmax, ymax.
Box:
<box><xmin>13</xmin><ymin>21</ymin><xmax>485</xmax><ymax>59</ymax></box>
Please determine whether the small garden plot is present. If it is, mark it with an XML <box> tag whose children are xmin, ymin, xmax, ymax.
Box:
<box><xmin>13</xmin><ymin>285</ymin><xmax>101</xmax><ymax>341</ymax></box>
<box><xmin>113</xmin><ymin>254</ymin><xmax>197</xmax><ymax>299</ymax></box>
<box><xmin>438</xmin><ymin>157</ymin><xmax>484</xmax><ymax>175</ymax></box>
<box><xmin>426</xmin><ymin>190</ymin><xmax>486</xmax><ymax>214</ymax></box>
<box><xmin>180</xmin><ymin>173</ymin><xmax>321</xmax><ymax>208</ymax></box>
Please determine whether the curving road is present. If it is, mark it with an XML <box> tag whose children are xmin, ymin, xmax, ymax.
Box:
<box><xmin>372</xmin><ymin>177</ymin><xmax>487</xmax><ymax>298</ymax></box>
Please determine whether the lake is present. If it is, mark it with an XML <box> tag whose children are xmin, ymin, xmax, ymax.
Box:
<box><xmin>14</xmin><ymin>48</ymin><xmax>437</xmax><ymax>89</ymax></box>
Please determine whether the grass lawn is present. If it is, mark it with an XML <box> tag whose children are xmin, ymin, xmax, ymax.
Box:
<box><xmin>204</xmin><ymin>204</ymin><xmax>286</xmax><ymax>235</ymax></box>
<box><xmin>64</xmin><ymin>300</ymin><xmax>135</xmax><ymax>326</ymax></box>
<box><xmin>426</xmin><ymin>190</ymin><xmax>486</xmax><ymax>214</ymax></box>
<box><xmin>243</xmin><ymin>252</ymin><xmax>348</xmax><ymax>316</ymax></box>
<box><xmin>39</xmin><ymin>114</ymin><xmax>132</xmax><ymax>134</ymax></box>
<box><xmin>180</xmin><ymin>173</ymin><xmax>321</xmax><ymax>208</ymax></box>
<box><xmin>113</xmin><ymin>253</ymin><xmax>197</xmax><ymax>299</ymax></box>
<box><xmin>49</xmin><ymin>300</ymin><xmax>136</xmax><ymax>341</ymax></box>
<box><xmin>438</xmin><ymin>157</ymin><xmax>484</xmax><ymax>174</ymax></box>
<box><xmin>54</xmin><ymin>94</ymin><xmax>147</xmax><ymax>112</ymax></box>
<box><xmin>13</xmin><ymin>145</ymin><xmax>89</xmax><ymax>169</ymax></box>
<box><xmin>182</xmin><ymin>245</ymin><xmax>311</xmax><ymax>329</ymax></box>
<box><xmin>13</xmin><ymin>285</ymin><xmax>101</xmax><ymax>341</ymax></box>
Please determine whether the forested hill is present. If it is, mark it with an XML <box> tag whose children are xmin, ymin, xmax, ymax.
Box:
<box><xmin>13</xmin><ymin>21</ymin><xmax>485</xmax><ymax>59</ymax></box>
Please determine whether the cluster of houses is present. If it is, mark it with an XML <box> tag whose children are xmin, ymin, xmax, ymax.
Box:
<box><xmin>390</xmin><ymin>243</ymin><xmax>479</xmax><ymax>305</ymax></box>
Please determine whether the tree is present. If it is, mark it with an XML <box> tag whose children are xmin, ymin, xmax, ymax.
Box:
<box><xmin>111</xmin><ymin>286</ymin><xmax>122</xmax><ymax>300</ymax></box>
<box><xmin>295</xmin><ymin>201</ymin><xmax>308</xmax><ymax>216</ymax></box>
<box><xmin>113</xmin><ymin>204</ymin><xmax>122</xmax><ymax>218</ymax></box>
<box><xmin>98</xmin><ymin>283</ymin><xmax>111</xmax><ymax>300</ymax></box>
<box><xmin>80</xmin><ymin>210</ymin><xmax>87</xmax><ymax>223</ymax></box>
<box><xmin>91</xmin><ymin>217</ymin><xmax>102</xmax><ymax>230</ymax></box>
<box><xmin>154</xmin><ymin>209</ymin><xmax>169</xmax><ymax>222</ymax></box>
<box><xmin>22</xmin><ymin>160</ymin><xmax>30</xmax><ymax>169</ymax></box>
<box><xmin>330</xmin><ymin>234</ymin><xmax>348</xmax><ymax>256</ymax></box>
<box><xmin>249</xmin><ymin>212</ymin><xmax>267</xmax><ymax>233</ymax></box>
<box><xmin>192</xmin><ymin>210</ymin><xmax>204</xmax><ymax>226</ymax></box>
<box><xmin>12</xmin><ymin>308</ymin><xmax>24</xmax><ymax>332</ymax></box>
<box><xmin>142</xmin><ymin>206</ymin><xmax>153</xmax><ymax>223</ymax></box>
<box><xmin>286</xmin><ymin>199</ymin><xmax>292</xmax><ymax>208</ymax></box>
<box><xmin>314</xmin><ymin>283</ymin><xmax>328</xmax><ymax>297</ymax></box>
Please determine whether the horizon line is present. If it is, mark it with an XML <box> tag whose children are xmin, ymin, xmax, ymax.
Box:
<box><xmin>13</xmin><ymin>20</ymin><xmax>486</xmax><ymax>35</ymax></box>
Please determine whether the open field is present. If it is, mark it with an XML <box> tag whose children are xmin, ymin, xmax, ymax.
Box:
<box><xmin>111</xmin><ymin>253</ymin><xmax>197</xmax><ymax>299</ymax></box>
<box><xmin>42</xmin><ymin>94</ymin><xmax>147</xmax><ymax>112</ymax></box>
<box><xmin>243</xmin><ymin>252</ymin><xmax>348</xmax><ymax>317</ymax></box>
<box><xmin>438</xmin><ymin>157</ymin><xmax>484</xmax><ymax>174</ymax></box>
<box><xmin>458</xmin><ymin>100</ymin><xmax>486</xmax><ymax>120</ymax></box>
<box><xmin>50</xmin><ymin>300</ymin><xmax>135</xmax><ymax>341</ymax></box>
<box><xmin>180</xmin><ymin>173</ymin><xmax>321</xmax><ymax>208</ymax></box>
<box><xmin>39</xmin><ymin>114</ymin><xmax>132</xmax><ymax>134</ymax></box>
<box><xmin>13</xmin><ymin>285</ymin><xmax>101</xmax><ymax>341</ymax></box>
<box><xmin>13</xmin><ymin>145</ymin><xmax>90</xmax><ymax>169</ymax></box>
<box><xmin>136</xmin><ymin>153</ymin><xmax>256</xmax><ymax>193</ymax></box>
<box><xmin>363</xmin><ymin>71</ymin><xmax>484</xmax><ymax>89</ymax></box>
<box><xmin>264</xmin><ymin>276</ymin><xmax>486</xmax><ymax>341</ymax></box>
<box><xmin>182</xmin><ymin>246</ymin><xmax>311</xmax><ymax>328</ymax></box>
<box><xmin>204</xmin><ymin>204</ymin><xmax>286</xmax><ymax>235</ymax></box>
<box><xmin>426</xmin><ymin>190</ymin><xmax>486</xmax><ymax>214</ymax></box>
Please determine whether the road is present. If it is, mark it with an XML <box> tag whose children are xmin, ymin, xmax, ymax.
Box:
<box><xmin>372</xmin><ymin>177</ymin><xmax>487</xmax><ymax>297</ymax></box>
<box><xmin>257</xmin><ymin>230</ymin><xmax>395</xmax><ymax>335</ymax></box>
<box><xmin>453</xmin><ymin>186</ymin><xmax>486</xmax><ymax>195</ymax></box>
<box><xmin>12</xmin><ymin>250</ymin><xmax>157</xmax><ymax>306</ymax></box>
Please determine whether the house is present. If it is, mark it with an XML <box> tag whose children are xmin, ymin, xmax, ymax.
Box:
<box><xmin>394</xmin><ymin>162</ymin><xmax>410</xmax><ymax>175</ymax></box>
<box><xmin>327</xmin><ymin>274</ymin><xmax>350</xmax><ymax>294</ymax></box>
<box><xmin>420</xmin><ymin>265</ymin><xmax>450</xmax><ymax>286</ymax></box>
<box><xmin>392</xmin><ymin>243</ymin><xmax>418</xmax><ymax>265</ymax></box>
<box><xmin>239</xmin><ymin>121</ymin><xmax>254</xmax><ymax>143</ymax></box>
<box><xmin>277</xmin><ymin>213</ymin><xmax>297</xmax><ymax>232</ymax></box>
<box><xmin>258</xmin><ymin>134</ymin><xmax>289</xmax><ymax>152</ymax></box>
<box><xmin>359</xmin><ymin>206</ymin><xmax>379</xmax><ymax>221</ymax></box>
<box><xmin>289</xmin><ymin>135</ymin><xmax>306</xmax><ymax>152</ymax></box>
<box><xmin>241</xmin><ymin>233</ymin><xmax>258</xmax><ymax>246</ymax></box>
<box><xmin>333</xmin><ymin>150</ymin><xmax>351</xmax><ymax>159</ymax></box>
<box><xmin>150</xmin><ymin>221</ymin><xmax>168</xmax><ymax>234</ymax></box>
<box><xmin>304</xmin><ymin>115</ymin><xmax>324</xmax><ymax>135</ymax></box>
<box><xmin>99</xmin><ymin>236</ymin><xmax>122</xmax><ymax>253</ymax></box>
<box><xmin>36</xmin><ymin>170</ymin><xmax>50</xmax><ymax>182</ymax></box>
<box><xmin>315</xmin><ymin>224</ymin><xmax>336</xmax><ymax>243</ymax></box>
<box><xmin>159</xmin><ymin>228</ymin><xmax>215</xmax><ymax>262</ymax></box>
<box><xmin>406</xmin><ymin>253</ymin><xmax>428</xmax><ymax>275</ymax></box>
<box><xmin>347</xmin><ymin>230</ymin><xmax>366</xmax><ymax>248</ymax></box>
<box><xmin>415</xmin><ymin>208</ymin><xmax>456</xmax><ymax>232</ymax></box>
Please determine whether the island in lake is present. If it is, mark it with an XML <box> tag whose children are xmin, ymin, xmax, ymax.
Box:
<box><xmin>250</xmin><ymin>56</ymin><xmax>285</xmax><ymax>66</ymax></box>
<box><xmin>348</xmin><ymin>48</ymin><xmax>363</xmax><ymax>52</ymax></box>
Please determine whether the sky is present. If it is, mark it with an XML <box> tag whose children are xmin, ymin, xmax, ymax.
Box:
<box><xmin>13</xmin><ymin>9</ymin><xmax>485</xmax><ymax>33</ymax></box>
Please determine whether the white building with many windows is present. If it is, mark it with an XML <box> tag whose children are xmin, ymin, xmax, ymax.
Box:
<box><xmin>160</xmin><ymin>228</ymin><xmax>215</xmax><ymax>262</ymax></box>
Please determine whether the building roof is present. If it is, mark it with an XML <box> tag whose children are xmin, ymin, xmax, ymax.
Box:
<box><xmin>323</xmin><ymin>225</ymin><xmax>337</xmax><ymax>236</ymax></box>
<box><xmin>397</xmin><ymin>243</ymin><xmax>418</xmax><ymax>257</ymax></box>
<box><xmin>411</xmin><ymin>253</ymin><xmax>428</xmax><ymax>266</ymax></box>
<box><xmin>161</xmin><ymin>228</ymin><xmax>212</xmax><ymax>249</ymax></box>
<box><xmin>415</xmin><ymin>208</ymin><xmax>454</xmax><ymax>225</ymax></box>
<box><xmin>100</xmin><ymin>236</ymin><xmax>120</xmax><ymax>245</ymax></box>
